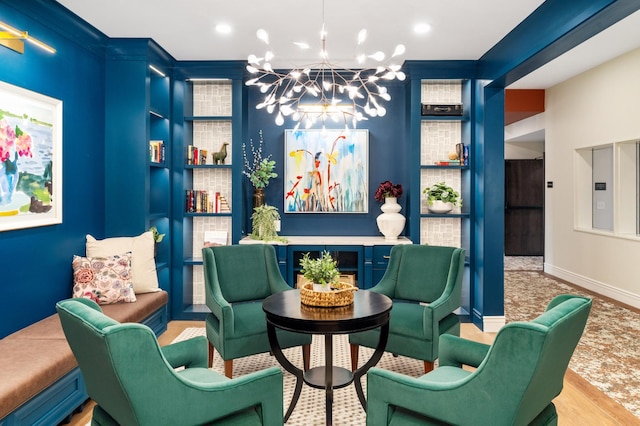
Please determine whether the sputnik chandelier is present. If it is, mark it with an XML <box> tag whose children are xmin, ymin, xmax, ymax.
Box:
<box><xmin>245</xmin><ymin>0</ymin><xmax>406</xmax><ymax>131</ymax></box>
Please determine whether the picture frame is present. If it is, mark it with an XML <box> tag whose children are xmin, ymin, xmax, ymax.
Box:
<box><xmin>284</xmin><ymin>129</ymin><xmax>368</xmax><ymax>213</ymax></box>
<box><xmin>0</xmin><ymin>81</ymin><xmax>63</xmax><ymax>231</ymax></box>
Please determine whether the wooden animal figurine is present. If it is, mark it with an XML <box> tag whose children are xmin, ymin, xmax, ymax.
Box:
<box><xmin>212</xmin><ymin>143</ymin><xmax>229</xmax><ymax>164</ymax></box>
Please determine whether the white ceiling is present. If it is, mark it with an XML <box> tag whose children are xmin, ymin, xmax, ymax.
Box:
<box><xmin>55</xmin><ymin>0</ymin><xmax>640</xmax><ymax>89</ymax></box>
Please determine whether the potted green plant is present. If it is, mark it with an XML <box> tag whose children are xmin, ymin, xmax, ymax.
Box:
<box><xmin>299</xmin><ymin>251</ymin><xmax>339</xmax><ymax>292</ymax></box>
<box><xmin>148</xmin><ymin>225</ymin><xmax>165</xmax><ymax>256</ymax></box>
<box><xmin>250</xmin><ymin>204</ymin><xmax>287</xmax><ymax>242</ymax></box>
<box><xmin>423</xmin><ymin>182</ymin><xmax>462</xmax><ymax>213</ymax></box>
<box><xmin>242</xmin><ymin>130</ymin><xmax>277</xmax><ymax>209</ymax></box>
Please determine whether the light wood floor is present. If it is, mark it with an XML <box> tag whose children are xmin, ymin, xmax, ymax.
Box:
<box><xmin>66</xmin><ymin>321</ymin><xmax>640</xmax><ymax>426</ymax></box>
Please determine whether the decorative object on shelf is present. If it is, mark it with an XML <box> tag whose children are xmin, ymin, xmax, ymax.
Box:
<box><xmin>299</xmin><ymin>251</ymin><xmax>339</xmax><ymax>292</ymax></box>
<box><xmin>420</xmin><ymin>103</ymin><xmax>463</xmax><ymax>116</ymax></box>
<box><xmin>374</xmin><ymin>180</ymin><xmax>405</xmax><ymax>240</ymax></box>
<box><xmin>299</xmin><ymin>281</ymin><xmax>356</xmax><ymax>307</ymax></box>
<box><xmin>423</xmin><ymin>181</ymin><xmax>462</xmax><ymax>214</ymax></box>
<box><xmin>200</xmin><ymin>149</ymin><xmax>208</xmax><ymax>165</ymax></box>
<box><xmin>250</xmin><ymin>204</ymin><xmax>287</xmax><ymax>242</ymax></box>
<box><xmin>242</xmin><ymin>130</ymin><xmax>277</xmax><ymax>190</ymax></box>
<box><xmin>244</xmin><ymin>0</ymin><xmax>406</xmax><ymax>131</ymax></box>
<box><xmin>211</xmin><ymin>143</ymin><xmax>228</xmax><ymax>164</ymax></box>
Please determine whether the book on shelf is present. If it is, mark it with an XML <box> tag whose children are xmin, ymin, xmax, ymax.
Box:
<box><xmin>185</xmin><ymin>190</ymin><xmax>229</xmax><ymax>213</ymax></box>
<box><xmin>434</xmin><ymin>160</ymin><xmax>461</xmax><ymax>166</ymax></box>
<box><xmin>203</xmin><ymin>230</ymin><xmax>228</xmax><ymax>247</ymax></box>
<box><xmin>149</xmin><ymin>140</ymin><xmax>165</xmax><ymax>163</ymax></box>
<box><xmin>187</xmin><ymin>145</ymin><xmax>201</xmax><ymax>165</ymax></box>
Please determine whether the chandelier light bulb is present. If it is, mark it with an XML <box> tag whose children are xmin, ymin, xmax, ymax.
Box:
<box><xmin>256</xmin><ymin>29</ymin><xmax>269</xmax><ymax>44</ymax></box>
<box><xmin>369</xmin><ymin>51</ymin><xmax>385</xmax><ymax>61</ymax></box>
<box><xmin>357</xmin><ymin>29</ymin><xmax>367</xmax><ymax>45</ymax></box>
<box><xmin>392</xmin><ymin>44</ymin><xmax>406</xmax><ymax>57</ymax></box>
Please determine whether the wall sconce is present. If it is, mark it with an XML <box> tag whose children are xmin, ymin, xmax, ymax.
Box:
<box><xmin>0</xmin><ymin>21</ymin><xmax>56</xmax><ymax>54</ymax></box>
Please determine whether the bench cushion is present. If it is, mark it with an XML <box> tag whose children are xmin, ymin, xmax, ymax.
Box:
<box><xmin>0</xmin><ymin>291</ymin><xmax>168</xmax><ymax>420</ymax></box>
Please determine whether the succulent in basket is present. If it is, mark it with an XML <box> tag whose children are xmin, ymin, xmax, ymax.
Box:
<box><xmin>300</xmin><ymin>251</ymin><xmax>339</xmax><ymax>291</ymax></box>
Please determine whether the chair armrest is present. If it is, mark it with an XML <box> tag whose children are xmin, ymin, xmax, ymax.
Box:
<box><xmin>367</xmin><ymin>367</ymin><xmax>455</xmax><ymax>426</ymax></box>
<box><xmin>162</xmin><ymin>336</ymin><xmax>208</xmax><ymax>369</ymax></box>
<box><xmin>438</xmin><ymin>334</ymin><xmax>490</xmax><ymax>368</ymax></box>
<box><xmin>180</xmin><ymin>366</ymin><xmax>284</xmax><ymax>426</ymax></box>
<box><xmin>425</xmin><ymin>248</ymin><xmax>465</xmax><ymax>321</ymax></box>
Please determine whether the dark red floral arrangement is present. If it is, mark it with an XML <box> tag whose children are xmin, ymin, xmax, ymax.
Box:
<box><xmin>374</xmin><ymin>180</ymin><xmax>403</xmax><ymax>202</ymax></box>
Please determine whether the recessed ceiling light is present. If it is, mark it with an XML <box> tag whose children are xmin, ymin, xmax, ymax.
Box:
<box><xmin>215</xmin><ymin>23</ymin><xmax>232</xmax><ymax>34</ymax></box>
<box><xmin>414</xmin><ymin>23</ymin><xmax>432</xmax><ymax>34</ymax></box>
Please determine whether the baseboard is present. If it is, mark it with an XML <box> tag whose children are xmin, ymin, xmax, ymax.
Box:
<box><xmin>482</xmin><ymin>316</ymin><xmax>506</xmax><ymax>333</ymax></box>
<box><xmin>544</xmin><ymin>263</ymin><xmax>640</xmax><ymax>310</ymax></box>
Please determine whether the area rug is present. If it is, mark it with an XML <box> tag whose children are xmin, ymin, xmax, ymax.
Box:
<box><xmin>505</xmin><ymin>268</ymin><xmax>640</xmax><ymax>419</ymax></box>
<box><xmin>173</xmin><ymin>329</ymin><xmax>425</xmax><ymax>425</ymax></box>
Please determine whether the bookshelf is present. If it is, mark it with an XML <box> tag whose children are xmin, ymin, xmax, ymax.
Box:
<box><xmin>104</xmin><ymin>39</ymin><xmax>172</xmax><ymax>295</ymax></box>
<box><xmin>171</xmin><ymin>64</ymin><xmax>245</xmax><ymax>319</ymax></box>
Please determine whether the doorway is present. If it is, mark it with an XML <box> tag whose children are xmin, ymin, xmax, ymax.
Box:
<box><xmin>504</xmin><ymin>159</ymin><xmax>544</xmax><ymax>256</ymax></box>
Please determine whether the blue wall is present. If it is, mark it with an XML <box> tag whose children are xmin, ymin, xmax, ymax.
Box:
<box><xmin>0</xmin><ymin>2</ymin><xmax>106</xmax><ymax>337</ymax></box>
<box><xmin>244</xmin><ymin>81</ymin><xmax>410</xmax><ymax>237</ymax></box>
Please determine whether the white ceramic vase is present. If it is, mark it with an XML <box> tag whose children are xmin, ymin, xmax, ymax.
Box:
<box><xmin>428</xmin><ymin>200</ymin><xmax>453</xmax><ymax>214</ymax></box>
<box><xmin>376</xmin><ymin>197</ymin><xmax>406</xmax><ymax>240</ymax></box>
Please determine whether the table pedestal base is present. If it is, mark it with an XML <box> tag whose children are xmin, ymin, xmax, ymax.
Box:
<box><xmin>304</xmin><ymin>366</ymin><xmax>353</xmax><ymax>389</ymax></box>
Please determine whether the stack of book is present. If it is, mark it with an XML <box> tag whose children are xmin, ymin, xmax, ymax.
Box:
<box><xmin>185</xmin><ymin>190</ymin><xmax>230</xmax><ymax>213</ymax></box>
<box><xmin>186</xmin><ymin>145</ymin><xmax>208</xmax><ymax>165</ymax></box>
<box><xmin>434</xmin><ymin>160</ymin><xmax>462</xmax><ymax>166</ymax></box>
<box><xmin>149</xmin><ymin>140</ymin><xmax>165</xmax><ymax>163</ymax></box>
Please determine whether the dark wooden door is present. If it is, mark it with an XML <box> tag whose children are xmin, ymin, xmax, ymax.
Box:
<box><xmin>504</xmin><ymin>159</ymin><xmax>544</xmax><ymax>255</ymax></box>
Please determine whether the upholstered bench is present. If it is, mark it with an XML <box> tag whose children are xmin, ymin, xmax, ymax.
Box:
<box><xmin>0</xmin><ymin>291</ymin><xmax>168</xmax><ymax>426</ymax></box>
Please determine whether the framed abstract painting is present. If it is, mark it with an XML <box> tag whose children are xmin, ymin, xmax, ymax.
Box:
<box><xmin>284</xmin><ymin>129</ymin><xmax>368</xmax><ymax>213</ymax></box>
<box><xmin>0</xmin><ymin>81</ymin><xmax>63</xmax><ymax>231</ymax></box>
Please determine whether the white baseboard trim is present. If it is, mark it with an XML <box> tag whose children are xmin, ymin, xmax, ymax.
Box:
<box><xmin>544</xmin><ymin>263</ymin><xmax>640</xmax><ymax>310</ymax></box>
<box><xmin>482</xmin><ymin>316</ymin><xmax>506</xmax><ymax>333</ymax></box>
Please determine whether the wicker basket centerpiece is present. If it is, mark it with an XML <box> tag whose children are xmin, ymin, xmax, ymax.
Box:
<box><xmin>300</xmin><ymin>281</ymin><xmax>357</xmax><ymax>307</ymax></box>
<box><xmin>298</xmin><ymin>251</ymin><xmax>357</xmax><ymax>307</ymax></box>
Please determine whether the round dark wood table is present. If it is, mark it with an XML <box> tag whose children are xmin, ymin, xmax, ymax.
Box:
<box><xmin>262</xmin><ymin>289</ymin><xmax>392</xmax><ymax>426</ymax></box>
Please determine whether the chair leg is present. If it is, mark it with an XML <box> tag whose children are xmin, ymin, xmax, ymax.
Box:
<box><xmin>424</xmin><ymin>360</ymin><xmax>434</xmax><ymax>374</ymax></box>
<box><xmin>302</xmin><ymin>344</ymin><xmax>311</xmax><ymax>371</ymax></box>
<box><xmin>224</xmin><ymin>360</ymin><xmax>233</xmax><ymax>378</ymax></box>
<box><xmin>350</xmin><ymin>343</ymin><xmax>359</xmax><ymax>372</ymax></box>
<box><xmin>208</xmin><ymin>341</ymin><xmax>214</xmax><ymax>368</ymax></box>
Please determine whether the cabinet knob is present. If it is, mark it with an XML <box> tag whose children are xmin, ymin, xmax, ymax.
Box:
<box><xmin>383</xmin><ymin>255</ymin><xmax>390</xmax><ymax>259</ymax></box>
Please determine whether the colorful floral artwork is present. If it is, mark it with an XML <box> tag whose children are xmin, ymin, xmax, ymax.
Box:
<box><xmin>0</xmin><ymin>81</ymin><xmax>62</xmax><ymax>231</ymax></box>
<box><xmin>284</xmin><ymin>129</ymin><xmax>368</xmax><ymax>213</ymax></box>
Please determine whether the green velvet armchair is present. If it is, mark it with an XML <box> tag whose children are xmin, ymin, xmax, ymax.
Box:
<box><xmin>203</xmin><ymin>244</ymin><xmax>311</xmax><ymax>378</ymax></box>
<box><xmin>366</xmin><ymin>294</ymin><xmax>592</xmax><ymax>426</ymax></box>
<box><xmin>56</xmin><ymin>298</ymin><xmax>284</xmax><ymax>426</ymax></box>
<box><xmin>349</xmin><ymin>244</ymin><xmax>465</xmax><ymax>373</ymax></box>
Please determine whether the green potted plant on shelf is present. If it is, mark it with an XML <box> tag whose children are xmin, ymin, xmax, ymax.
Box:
<box><xmin>299</xmin><ymin>251</ymin><xmax>340</xmax><ymax>292</ymax></box>
<box><xmin>250</xmin><ymin>204</ymin><xmax>287</xmax><ymax>242</ymax></box>
<box><xmin>148</xmin><ymin>225</ymin><xmax>165</xmax><ymax>257</ymax></box>
<box><xmin>423</xmin><ymin>182</ymin><xmax>462</xmax><ymax>214</ymax></box>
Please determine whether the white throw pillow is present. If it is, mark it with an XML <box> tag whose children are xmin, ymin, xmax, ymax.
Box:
<box><xmin>86</xmin><ymin>231</ymin><xmax>160</xmax><ymax>294</ymax></box>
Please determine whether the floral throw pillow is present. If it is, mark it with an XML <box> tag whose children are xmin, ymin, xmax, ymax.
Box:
<box><xmin>72</xmin><ymin>253</ymin><xmax>136</xmax><ymax>305</ymax></box>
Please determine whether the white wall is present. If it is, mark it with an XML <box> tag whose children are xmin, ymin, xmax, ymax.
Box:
<box><xmin>545</xmin><ymin>47</ymin><xmax>640</xmax><ymax>308</ymax></box>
